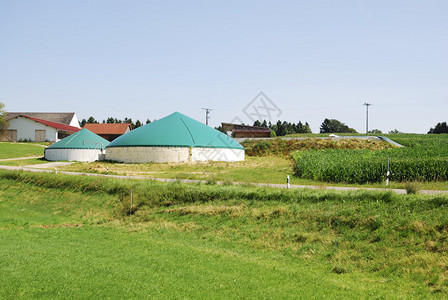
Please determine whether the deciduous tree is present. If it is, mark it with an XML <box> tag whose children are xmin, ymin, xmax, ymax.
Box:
<box><xmin>134</xmin><ymin>120</ymin><xmax>142</xmax><ymax>129</ymax></box>
<box><xmin>86</xmin><ymin>116</ymin><xmax>98</xmax><ymax>124</ymax></box>
<box><xmin>0</xmin><ymin>102</ymin><xmax>8</xmax><ymax>134</ymax></box>
<box><xmin>320</xmin><ymin>118</ymin><xmax>357</xmax><ymax>134</ymax></box>
<box><xmin>388</xmin><ymin>129</ymin><xmax>402</xmax><ymax>134</ymax></box>
<box><xmin>428</xmin><ymin>122</ymin><xmax>448</xmax><ymax>134</ymax></box>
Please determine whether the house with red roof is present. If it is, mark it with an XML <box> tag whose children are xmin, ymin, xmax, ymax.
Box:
<box><xmin>1</xmin><ymin>114</ymin><xmax>81</xmax><ymax>142</ymax></box>
<box><xmin>83</xmin><ymin>123</ymin><xmax>132</xmax><ymax>141</ymax></box>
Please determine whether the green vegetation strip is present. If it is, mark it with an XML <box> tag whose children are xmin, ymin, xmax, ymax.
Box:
<box><xmin>1</xmin><ymin>170</ymin><xmax>448</xmax><ymax>297</ymax></box>
<box><xmin>242</xmin><ymin>138</ymin><xmax>392</xmax><ymax>156</ymax></box>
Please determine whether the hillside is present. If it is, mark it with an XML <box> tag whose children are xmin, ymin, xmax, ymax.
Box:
<box><xmin>1</xmin><ymin>170</ymin><xmax>448</xmax><ymax>298</ymax></box>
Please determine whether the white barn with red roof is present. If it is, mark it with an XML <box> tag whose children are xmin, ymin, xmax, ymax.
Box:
<box><xmin>5</xmin><ymin>112</ymin><xmax>80</xmax><ymax>128</ymax></box>
<box><xmin>3</xmin><ymin>114</ymin><xmax>80</xmax><ymax>142</ymax></box>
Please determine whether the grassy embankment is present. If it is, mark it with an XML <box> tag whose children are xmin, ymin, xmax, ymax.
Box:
<box><xmin>1</xmin><ymin>170</ymin><xmax>448</xmax><ymax>298</ymax></box>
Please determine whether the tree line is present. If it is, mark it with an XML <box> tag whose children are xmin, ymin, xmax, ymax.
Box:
<box><xmin>79</xmin><ymin>117</ymin><xmax>152</xmax><ymax>129</ymax></box>
<box><xmin>77</xmin><ymin>115</ymin><xmax>448</xmax><ymax>135</ymax></box>
<box><xmin>229</xmin><ymin>118</ymin><xmax>357</xmax><ymax>136</ymax></box>
<box><xmin>0</xmin><ymin>101</ymin><xmax>447</xmax><ymax>135</ymax></box>
<box><xmin>253</xmin><ymin>120</ymin><xmax>312</xmax><ymax>136</ymax></box>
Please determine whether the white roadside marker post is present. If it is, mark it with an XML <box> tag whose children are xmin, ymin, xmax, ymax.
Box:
<box><xmin>287</xmin><ymin>175</ymin><xmax>290</xmax><ymax>189</ymax></box>
<box><xmin>386</xmin><ymin>156</ymin><xmax>390</xmax><ymax>186</ymax></box>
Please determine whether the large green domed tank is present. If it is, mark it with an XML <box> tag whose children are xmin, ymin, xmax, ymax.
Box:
<box><xmin>106</xmin><ymin>112</ymin><xmax>244</xmax><ymax>163</ymax></box>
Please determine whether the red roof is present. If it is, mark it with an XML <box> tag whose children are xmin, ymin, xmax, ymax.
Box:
<box><xmin>83</xmin><ymin>123</ymin><xmax>132</xmax><ymax>135</ymax></box>
<box><xmin>19</xmin><ymin>115</ymin><xmax>81</xmax><ymax>132</ymax></box>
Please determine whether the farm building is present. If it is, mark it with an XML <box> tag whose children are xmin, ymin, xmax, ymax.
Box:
<box><xmin>2</xmin><ymin>114</ymin><xmax>80</xmax><ymax>142</ymax></box>
<box><xmin>6</xmin><ymin>112</ymin><xmax>80</xmax><ymax>128</ymax></box>
<box><xmin>44</xmin><ymin>129</ymin><xmax>110</xmax><ymax>162</ymax></box>
<box><xmin>106</xmin><ymin>112</ymin><xmax>244</xmax><ymax>163</ymax></box>
<box><xmin>83</xmin><ymin>123</ymin><xmax>132</xmax><ymax>141</ymax></box>
<box><xmin>221</xmin><ymin>123</ymin><xmax>271</xmax><ymax>138</ymax></box>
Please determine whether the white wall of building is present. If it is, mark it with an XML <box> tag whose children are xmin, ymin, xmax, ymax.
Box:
<box><xmin>69</xmin><ymin>114</ymin><xmax>81</xmax><ymax>128</ymax></box>
<box><xmin>8</xmin><ymin>117</ymin><xmax>58</xmax><ymax>142</ymax></box>
<box><xmin>45</xmin><ymin>148</ymin><xmax>105</xmax><ymax>162</ymax></box>
<box><xmin>106</xmin><ymin>147</ymin><xmax>190</xmax><ymax>163</ymax></box>
<box><xmin>106</xmin><ymin>147</ymin><xmax>245</xmax><ymax>163</ymax></box>
<box><xmin>192</xmin><ymin>148</ymin><xmax>244</xmax><ymax>162</ymax></box>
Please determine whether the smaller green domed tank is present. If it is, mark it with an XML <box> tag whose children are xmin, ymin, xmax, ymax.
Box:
<box><xmin>45</xmin><ymin>129</ymin><xmax>110</xmax><ymax>162</ymax></box>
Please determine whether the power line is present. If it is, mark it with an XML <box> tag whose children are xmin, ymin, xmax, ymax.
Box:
<box><xmin>201</xmin><ymin>108</ymin><xmax>212</xmax><ymax>126</ymax></box>
<box><xmin>363</xmin><ymin>103</ymin><xmax>372</xmax><ymax>136</ymax></box>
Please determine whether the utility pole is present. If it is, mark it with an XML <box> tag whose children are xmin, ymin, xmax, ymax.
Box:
<box><xmin>201</xmin><ymin>108</ymin><xmax>212</xmax><ymax>126</ymax></box>
<box><xmin>363</xmin><ymin>103</ymin><xmax>372</xmax><ymax>136</ymax></box>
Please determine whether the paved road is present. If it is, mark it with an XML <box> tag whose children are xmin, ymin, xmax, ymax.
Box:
<box><xmin>1</xmin><ymin>163</ymin><xmax>447</xmax><ymax>195</ymax></box>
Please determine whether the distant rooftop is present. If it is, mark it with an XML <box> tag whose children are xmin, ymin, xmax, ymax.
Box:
<box><xmin>6</xmin><ymin>112</ymin><xmax>77</xmax><ymax>126</ymax></box>
<box><xmin>83</xmin><ymin>123</ymin><xmax>132</xmax><ymax>135</ymax></box>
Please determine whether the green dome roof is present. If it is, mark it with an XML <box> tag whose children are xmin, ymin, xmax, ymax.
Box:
<box><xmin>47</xmin><ymin>129</ymin><xmax>110</xmax><ymax>149</ymax></box>
<box><xmin>107</xmin><ymin>112</ymin><xmax>243</xmax><ymax>149</ymax></box>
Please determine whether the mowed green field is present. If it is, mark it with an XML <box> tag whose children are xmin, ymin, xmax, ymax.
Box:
<box><xmin>0</xmin><ymin>142</ymin><xmax>45</xmax><ymax>159</ymax></box>
<box><xmin>1</xmin><ymin>170</ymin><xmax>448</xmax><ymax>298</ymax></box>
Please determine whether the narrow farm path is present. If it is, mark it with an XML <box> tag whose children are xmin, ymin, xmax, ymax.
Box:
<box><xmin>14</xmin><ymin>142</ymin><xmax>48</xmax><ymax>148</ymax></box>
<box><xmin>2</xmin><ymin>164</ymin><xmax>448</xmax><ymax>195</ymax></box>
<box><xmin>0</xmin><ymin>156</ymin><xmax>43</xmax><ymax>162</ymax></box>
<box><xmin>24</xmin><ymin>161</ymin><xmax>75</xmax><ymax>169</ymax></box>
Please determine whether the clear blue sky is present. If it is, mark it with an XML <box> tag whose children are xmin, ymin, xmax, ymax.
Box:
<box><xmin>1</xmin><ymin>0</ymin><xmax>447</xmax><ymax>133</ymax></box>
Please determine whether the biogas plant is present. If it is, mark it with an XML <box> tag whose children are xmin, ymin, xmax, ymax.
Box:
<box><xmin>105</xmin><ymin>112</ymin><xmax>244</xmax><ymax>163</ymax></box>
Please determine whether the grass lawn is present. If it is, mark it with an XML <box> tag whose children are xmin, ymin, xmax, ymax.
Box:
<box><xmin>0</xmin><ymin>142</ymin><xmax>45</xmax><ymax>159</ymax></box>
<box><xmin>1</xmin><ymin>170</ymin><xmax>447</xmax><ymax>298</ymax></box>
<box><xmin>2</xmin><ymin>226</ymin><xmax>408</xmax><ymax>299</ymax></box>
<box><xmin>58</xmin><ymin>155</ymin><xmax>295</xmax><ymax>182</ymax></box>
<box><xmin>2</xmin><ymin>225</ymin><xmax>426</xmax><ymax>299</ymax></box>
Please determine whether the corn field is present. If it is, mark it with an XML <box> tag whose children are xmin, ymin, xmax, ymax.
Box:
<box><xmin>293</xmin><ymin>135</ymin><xmax>448</xmax><ymax>183</ymax></box>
